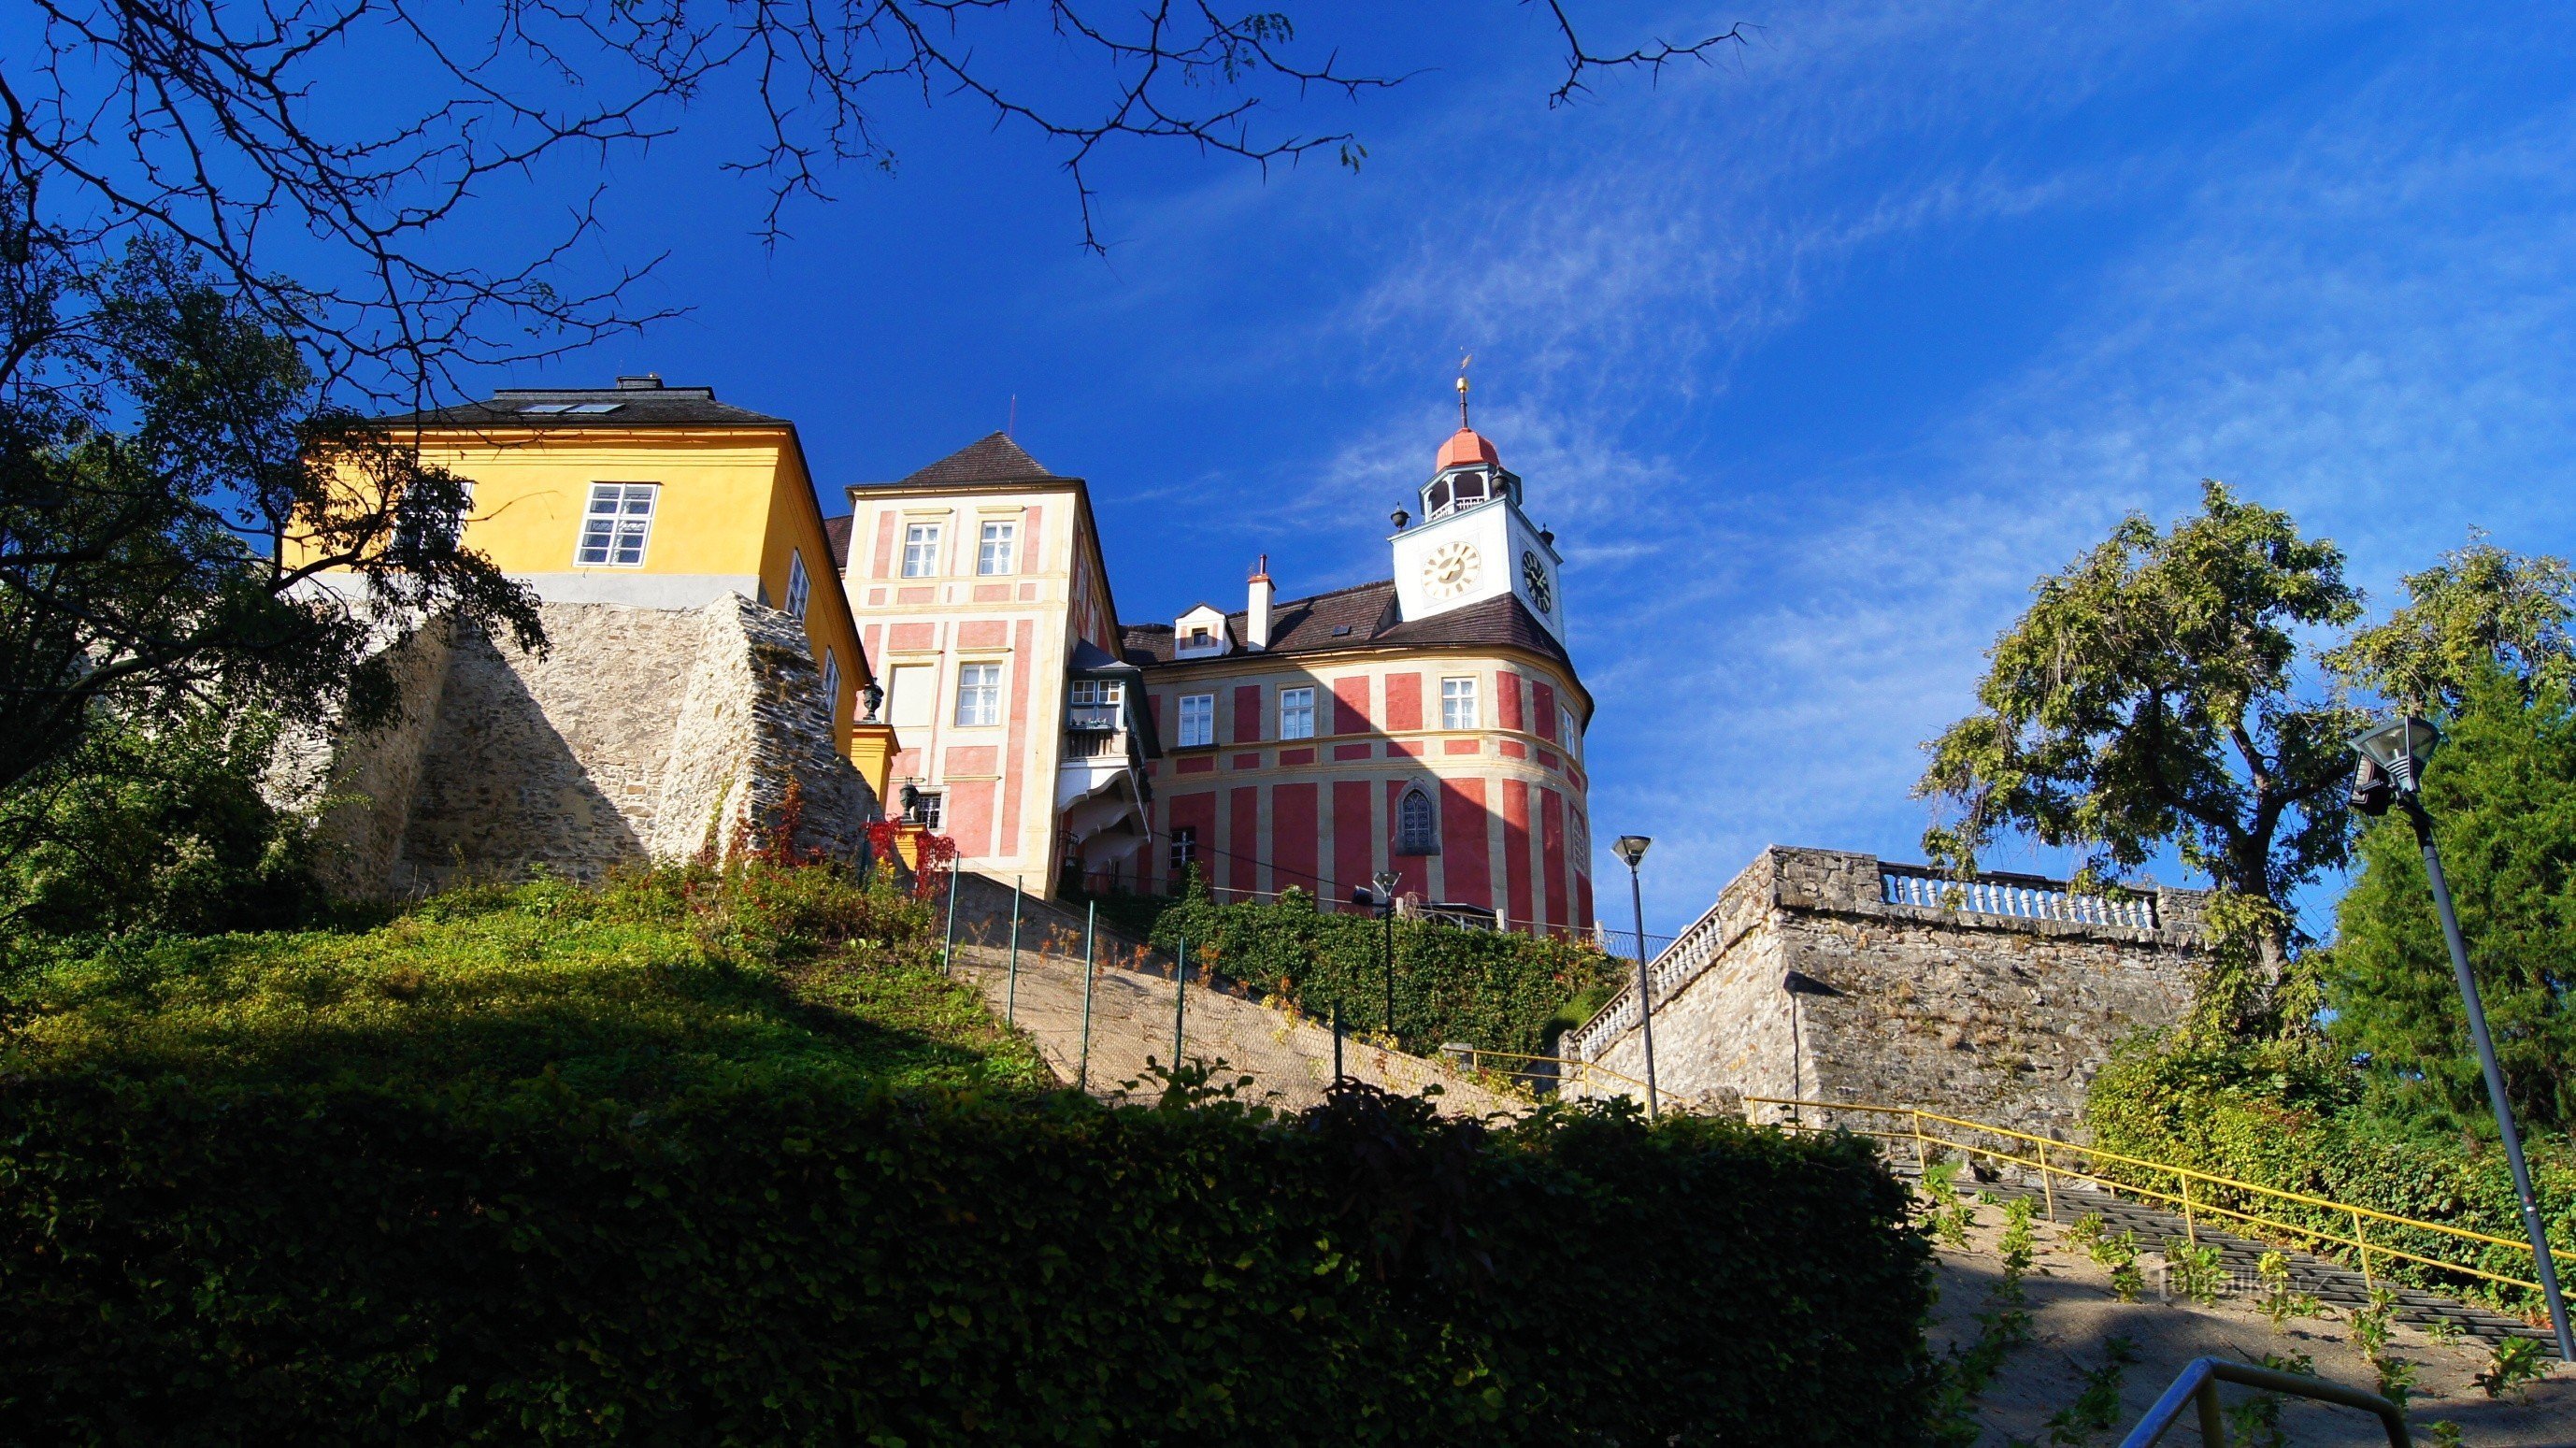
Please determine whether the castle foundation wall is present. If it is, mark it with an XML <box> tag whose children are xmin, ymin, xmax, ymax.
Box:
<box><xmin>1573</xmin><ymin>848</ymin><xmax>2201</xmax><ymax>1140</ymax></box>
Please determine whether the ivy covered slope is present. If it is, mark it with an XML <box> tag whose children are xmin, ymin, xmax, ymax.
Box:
<box><xmin>0</xmin><ymin>863</ymin><xmax>1935</xmax><ymax>1445</ymax></box>
<box><xmin>1139</xmin><ymin>881</ymin><xmax>1623</xmax><ymax>1056</ymax></box>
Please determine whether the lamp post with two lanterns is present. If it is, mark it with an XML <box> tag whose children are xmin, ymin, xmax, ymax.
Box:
<box><xmin>2350</xmin><ymin>714</ymin><xmax>2574</xmax><ymax>1363</ymax></box>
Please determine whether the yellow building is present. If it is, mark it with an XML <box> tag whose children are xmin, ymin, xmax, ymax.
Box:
<box><xmin>274</xmin><ymin>375</ymin><xmax>895</xmax><ymax>897</ymax></box>
<box><xmin>372</xmin><ymin>374</ymin><xmax>870</xmax><ymax>751</ymax></box>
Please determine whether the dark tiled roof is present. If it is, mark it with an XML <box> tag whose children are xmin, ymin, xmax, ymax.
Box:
<box><xmin>879</xmin><ymin>433</ymin><xmax>1059</xmax><ymax>488</ymax></box>
<box><xmin>374</xmin><ymin>380</ymin><xmax>787</xmax><ymax>429</ymax></box>
<box><xmin>822</xmin><ymin>513</ymin><xmax>853</xmax><ymax>572</ymax></box>
<box><xmin>1122</xmin><ymin>581</ymin><xmax>1569</xmax><ymax>670</ymax></box>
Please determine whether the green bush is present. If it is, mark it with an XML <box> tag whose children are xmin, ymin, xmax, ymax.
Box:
<box><xmin>0</xmin><ymin>864</ymin><xmax>1935</xmax><ymax>1443</ymax></box>
<box><xmin>2085</xmin><ymin>1034</ymin><xmax>2576</xmax><ymax>1312</ymax></box>
<box><xmin>0</xmin><ymin>705</ymin><xmax>319</xmax><ymax>939</ymax></box>
<box><xmin>1144</xmin><ymin>883</ymin><xmax>1621</xmax><ymax>1056</ymax></box>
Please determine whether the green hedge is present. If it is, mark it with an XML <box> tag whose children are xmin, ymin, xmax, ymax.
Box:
<box><xmin>1143</xmin><ymin>887</ymin><xmax>1619</xmax><ymax>1056</ymax></box>
<box><xmin>2086</xmin><ymin>1037</ymin><xmax>2576</xmax><ymax>1311</ymax></box>
<box><xmin>0</xmin><ymin>1077</ymin><xmax>1931</xmax><ymax>1444</ymax></box>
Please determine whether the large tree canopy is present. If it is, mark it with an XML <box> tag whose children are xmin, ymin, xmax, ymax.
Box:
<box><xmin>1916</xmin><ymin>480</ymin><xmax>2364</xmax><ymax>987</ymax></box>
<box><xmin>0</xmin><ymin>237</ymin><xmax>540</xmax><ymax>799</ymax></box>
<box><xmin>2327</xmin><ymin>665</ymin><xmax>2576</xmax><ymax>1136</ymax></box>
<box><xmin>2323</xmin><ymin>537</ymin><xmax>2575</xmax><ymax>713</ymax></box>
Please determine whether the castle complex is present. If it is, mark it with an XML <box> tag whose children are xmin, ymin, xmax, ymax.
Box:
<box><xmin>295</xmin><ymin>373</ymin><xmax>1595</xmax><ymax>936</ymax></box>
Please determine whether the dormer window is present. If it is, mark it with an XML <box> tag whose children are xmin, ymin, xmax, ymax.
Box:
<box><xmin>1172</xmin><ymin>603</ymin><xmax>1230</xmax><ymax>659</ymax></box>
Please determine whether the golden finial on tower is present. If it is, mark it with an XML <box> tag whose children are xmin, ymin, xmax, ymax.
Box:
<box><xmin>1456</xmin><ymin>351</ymin><xmax>1472</xmax><ymax>429</ymax></box>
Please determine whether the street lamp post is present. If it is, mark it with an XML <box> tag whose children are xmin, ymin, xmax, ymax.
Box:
<box><xmin>1374</xmin><ymin>868</ymin><xmax>1400</xmax><ymax>1040</ymax></box>
<box><xmin>2351</xmin><ymin>714</ymin><xmax>2576</xmax><ymax>1364</ymax></box>
<box><xmin>1612</xmin><ymin>836</ymin><xmax>1659</xmax><ymax>1120</ymax></box>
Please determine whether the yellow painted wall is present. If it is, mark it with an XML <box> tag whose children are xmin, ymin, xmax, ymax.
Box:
<box><xmin>426</xmin><ymin>430</ymin><xmax>782</xmax><ymax>578</ymax></box>
<box><xmin>325</xmin><ymin>425</ymin><xmax>870</xmax><ymax>755</ymax></box>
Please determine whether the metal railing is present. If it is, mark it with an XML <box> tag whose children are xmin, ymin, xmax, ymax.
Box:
<box><xmin>1061</xmin><ymin>729</ymin><xmax>1132</xmax><ymax>760</ymax></box>
<box><xmin>1879</xmin><ymin>863</ymin><xmax>2159</xmax><ymax>929</ymax></box>
<box><xmin>2121</xmin><ymin>1356</ymin><xmax>2409</xmax><ymax>1447</ymax></box>
<box><xmin>1741</xmin><ymin>1097</ymin><xmax>2552</xmax><ymax>1306</ymax></box>
<box><xmin>1430</xmin><ymin>1047</ymin><xmax>1653</xmax><ymax>1100</ymax></box>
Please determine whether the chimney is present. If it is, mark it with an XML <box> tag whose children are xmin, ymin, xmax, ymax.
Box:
<box><xmin>615</xmin><ymin>373</ymin><xmax>664</xmax><ymax>390</ymax></box>
<box><xmin>1247</xmin><ymin>555</ymin><xmax>1274</xmax><ymax>652</ymax></box>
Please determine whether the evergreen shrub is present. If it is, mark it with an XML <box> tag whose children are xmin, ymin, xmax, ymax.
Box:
<box><xmin>0</xmin><ymin>1078</ymin><xmax>1932</xmax><ymax>1444</ymax></box>
<box><xmin>1144</xmin><ymin>882</ymin><xmax>1620</xmax><ymax>1056</ymax></box>
<box><xmin>0</xmin><ymin>864</ymin><xmax>1934</xmax><ymax>1444</ymax></box>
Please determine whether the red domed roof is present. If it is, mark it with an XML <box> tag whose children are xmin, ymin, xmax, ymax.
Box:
<box><xmin>1436</xmin><ymin>427</ymin><xmax>1499</xmax><ymax>470</ymax></box>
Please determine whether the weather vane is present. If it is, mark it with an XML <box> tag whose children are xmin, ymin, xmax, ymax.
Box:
<box><xmin>1456</xmin><ymin>351</ymin><xmax>1472</xmax><ymax>429</ymax></box>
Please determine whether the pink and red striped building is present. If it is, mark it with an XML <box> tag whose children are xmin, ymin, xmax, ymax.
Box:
<box><xmin>833</xmin><ymin>415</ymin><xmax>1595</xmax><ymax>937</ymax></box>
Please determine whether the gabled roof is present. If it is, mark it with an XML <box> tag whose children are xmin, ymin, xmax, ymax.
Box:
<box><xmin>374</xmin><ymin>379</ymin><xmax>788</xmax><ymax>430</ymax></box>
<box><xmin>822</xmin><ymin>513</ymin><xmax>854</xmax><ymax>572</ymax></box>
<box><xmin>1121</xmin><ymin>581</ymin><xmax>1572</xmax><ymax>677</ymax></box>
<box><xmin>881</xmin><ymin>432</ymin><xmax>1059</xmax><ymax>488</ymax></box>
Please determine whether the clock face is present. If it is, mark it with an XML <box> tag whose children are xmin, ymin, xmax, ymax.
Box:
<box><xmin>1422</xmin><ymin>540</ymin><xmax>1481</xmax><ymax>598</ymax></box>
<box><xmin>1521</xmin><ymin>551</ymin><xmax>1553</xmax><ymax>614</ymax></box>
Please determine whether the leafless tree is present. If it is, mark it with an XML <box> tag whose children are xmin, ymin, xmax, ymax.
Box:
<box><xmin>0</xmin><ymin>2</ymin><xmax>1741</xmax><ymax>802</ymax></box>
<box><xmin>6</xmin><ymin>1</ymin><xmax>1746</xmax><ymax>402</ymax></box>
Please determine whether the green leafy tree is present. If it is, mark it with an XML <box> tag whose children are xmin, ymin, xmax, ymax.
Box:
<box><xmin>2325</xmin><ymin>537</ymin><xmax>2575</xmax><ymax>712</ymax></box>
<box><xmin>2327</xmin><ymin>664</ymin><xmax>2576</xmax><ymax>1134</ymax></box>
<box><xmin>1</xmin><ymin>236</ymin><xmax>543</xmax><ymax>802</ymax></box>
<box><xmin>0</xmin><ymin>703</ymin><xmax>318</xmax><ymax>938</ymax></box>
<box><xmin>1917</xmin><ymin>481</ymin><xmax>2363</xmax><ymax>1018</ymax></box>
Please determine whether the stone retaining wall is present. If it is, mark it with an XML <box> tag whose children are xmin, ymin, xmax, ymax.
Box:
<box><xmin>1573</xmin><ymin>847</ymin><xmax>2201</xmax><ymax>1140</ymax></box>
<box><xmin>281</xmin><ymin>596</ymin><xmax>876</xmax><ymax>897</ymax></box>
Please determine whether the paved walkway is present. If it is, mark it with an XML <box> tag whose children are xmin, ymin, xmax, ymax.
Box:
<box><xmin>948</xmin><ymin>940</ymin><xmax>1521</xmax><ymax>1117</ymax></box>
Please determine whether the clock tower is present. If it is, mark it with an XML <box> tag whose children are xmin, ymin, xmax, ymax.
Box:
<box><xmin>1388</xmin><ymin>393</ymin><xmax>1567</xmax><ymax>645</ymax></box>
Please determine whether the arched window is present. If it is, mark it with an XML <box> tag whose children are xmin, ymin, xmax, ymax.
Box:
<box><xmin>1425</xmin><ymin>478</ymin><xmax>1451</xmax><ymax>516</ymax></box>
<box><xmin>1395</xmin><ymin>787</ymin><xmax>1439</xmax><ymax>856</ymax></box>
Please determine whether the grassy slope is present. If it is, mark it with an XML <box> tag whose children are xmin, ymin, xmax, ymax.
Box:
<box><xmin>0</xmin><ymin>865</ymin><xmax>1050</xmax><ymax>1104</ymax></box>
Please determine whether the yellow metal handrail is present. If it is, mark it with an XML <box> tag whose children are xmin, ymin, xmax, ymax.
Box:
<box><xmin>1741</xmin><ymin>1097</ymin><xmax>2544</xmax><ymax>1298</ymax></box>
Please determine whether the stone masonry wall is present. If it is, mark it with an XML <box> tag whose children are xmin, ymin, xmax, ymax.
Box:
<box><xmin>292</xmin><ymin>596</ymin><xmax>875</xmax><ymax>897</ymax></box>
<box><xmin>1577</xmin><ymin>847</ymin><xmax>2201</xmax><ymax>1141</ymax></box>
<box><xmin>265</xmin><ymin>619</ymin><xmax>455</xmax><ymax>900</ymax></box>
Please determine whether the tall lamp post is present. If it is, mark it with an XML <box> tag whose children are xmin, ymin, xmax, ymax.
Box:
<box><xmin>1612</xmin><ymin>836</ymin><xmax>1659</xmax><ymax>1120</ymax></box>
<box><xmin>1374</xmin><ymin>868</ymin><xmax>1401</xmax><ymax>1039</ymax></box>
<box><xmin>2351</xmin><ymin>714</ymin><xmax>2575</xmax><ymax>1363</ymax></box>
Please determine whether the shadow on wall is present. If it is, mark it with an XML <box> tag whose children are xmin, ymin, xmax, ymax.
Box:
<box><xmin>394</xmin><ymin>626</ymin><xmax>645</xmax><ymax>892</ymax></box>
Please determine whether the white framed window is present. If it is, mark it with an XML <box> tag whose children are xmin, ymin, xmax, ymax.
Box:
<box><xmin>785</xmin><ymin>550</ymin><xmax>811</xmax><ymax>620</ymax></box>
<box><xmin>1169</xmin><ymin>825</ymin><xmax>1197</xmax><ymax>870</ymax></box>
<box><xmin>576</xmin><ymin>482</ymin><xmax>658</xmax><ymax>566</ymax></box>
<box><xmin>1440</xmin><ymin>677</ymin><xmax>1479</xmax><ymax>731</ymax></box>
<box><xmin>910</xmin><ymin>790</ymin><xmax>944</xmax><ymax>828</ymax></box>
<box><xmin>1395</xmin><ymin>787</ymin><xmax>1439</xmax><ymax>855</ymax></box>
<box><xmin>977</xmin><ymin>520</ymin><xmax>1016</xmax><ymax>576</ymax></box>
<box><xmin>1279</xmin><ymin>686</ymin><xmax>1315</xmax><ymax>740</ymax></box>
<box><xmin>1561</xmin><ymin>706</ymin><xmax>1581</xmax><ymax>757</ymax></box>
<box><xmin>955</xmin><ymin>662</ymin><xmax>1003</xmax><ymax>727</ymax></box>
<box><xmin>821</xmin><ymin>648</ymin><xmax>841</xmax><ymax>718</ymax></box>
<box><xmin>1069</xmin><ymin>679</ymin><xmax>1123</xmax><ymax>729</ymax></box>
<box><xmin>1177</xmin><ymin>693</ymin><xmax>1215</xmax><ymax>748</ymax></box>
<box><xmin>901</xmin><ymin>523</ymin><xmax>941</xmax><ymax>578</ymax></box>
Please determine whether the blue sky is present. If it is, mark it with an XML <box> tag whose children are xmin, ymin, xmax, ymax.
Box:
<box><xmin>420</xmin><ymin>2</ymin><xmax>2576</xmax><ymax>936</ymax></box>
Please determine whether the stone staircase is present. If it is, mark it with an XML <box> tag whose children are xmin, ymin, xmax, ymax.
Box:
<box><xmin>1891</xmin><ymin>1159</ymin><xmax>2559</xmax><ymax>1356</ymax></box>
